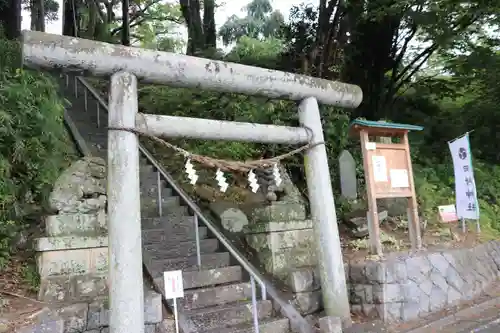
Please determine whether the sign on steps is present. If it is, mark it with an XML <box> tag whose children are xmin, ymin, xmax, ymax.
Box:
<box><xmin>164</xmin><ymin>270</ymin><xmax>184</xmax><ymax>299</ymax></box>
<box><xmin>164</xmin><ymin>270</ymin><xmax>184</xmax><ymax>333</ymax></box>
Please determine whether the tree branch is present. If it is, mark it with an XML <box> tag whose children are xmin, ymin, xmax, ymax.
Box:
<box><xmin>394</xmin><ymin>9</ymin><xmax>483</xmax><ymax>88</ymax></box>
<box><xmin>393</xmin><ymin>45</ymin><xmax>437</xmax><ymax>93</ymax></box>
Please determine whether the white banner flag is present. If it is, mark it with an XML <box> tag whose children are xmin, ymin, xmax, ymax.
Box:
<box><xmin>448</xmin><ymin>134</ymin><xmax>479</xmax><ymax>220</ymax></box>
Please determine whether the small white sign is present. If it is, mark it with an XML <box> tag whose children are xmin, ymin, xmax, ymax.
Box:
<box><xmin>438</xmin><ymin>204</ymin><xmax>458</xmax><ymax>223</ymax></box>
<box><xmin>372</xmin><ymin>156</ymin><xmax>388</xmax><ymax>182</ymax></box>
<box><xmin>163</xmin><ymin>270</ymin><xmax>184</xmax><ymax>299</ymax></box>
<box><xmin>390</xmin><ymin>169</ymin><xmax>409</xmax><ymax>188</ymax></box>
<box><xmin>366</xmin><ymin>142</ymin><xmax>376</xmax><ymax>150</ymax></box>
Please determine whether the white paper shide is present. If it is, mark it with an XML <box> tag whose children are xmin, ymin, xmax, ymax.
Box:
<box><xmin>448</xmin><ymin>134</ymin><xmax>479</xmax><ymax>220</ymax></box>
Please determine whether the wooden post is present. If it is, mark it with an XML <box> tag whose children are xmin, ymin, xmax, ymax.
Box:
<box><xmin>402</xmin><ymin>133</ymin><xmax>422</xmax><ymax>249</ymax></box>
<box><xmin>360</xmin><ymin>130</ymin><xmax>382</xmax><ymax>255</ymax></box>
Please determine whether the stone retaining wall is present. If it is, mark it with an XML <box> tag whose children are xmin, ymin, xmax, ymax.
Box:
<box><xmin>16</xmin><ymin>292</ymin><xmax>162</xmax><ymax>333</ymax></box>
<box><xmin>287</xmin><ymin>266</ymin><xmax>323</xmax><ymax>315</ymax></box>
<box><xmin>348</xmin><ymin>240</ymin><xmax>500</xmax><ymax>322</ymax></box>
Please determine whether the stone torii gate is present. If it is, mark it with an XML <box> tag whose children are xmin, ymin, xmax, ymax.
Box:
<box><xmin>21</xmin><ymin>31</ymin><xmax>363</xmax><ymax>333</ymax></box>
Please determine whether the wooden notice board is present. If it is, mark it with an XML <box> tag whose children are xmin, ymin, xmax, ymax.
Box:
<box><xmin>349</xmin><ymin>119</ymin><xmax>424</xmax><ymax>255</ymax></box>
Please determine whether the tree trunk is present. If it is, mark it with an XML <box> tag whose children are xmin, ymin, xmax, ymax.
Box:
<box><xmin>203</xmin><ymin>0</ymin><xmax>216</xmax><ymax>49</ymax></box>
<box><xmin>121</xmin><ymin>0</ymin><xmax>130</xmax><ymax>46</ymax></box>
<box><xmin>62</xmin><ymin>0</ymin><xmax>78</xmax><ymax>36</ymax></box>
<box><xmin>30</xmin><ymin>0</ymin><xmax>46</xmax><ymax>32</ymax></box>
<box><xmin>87</xmin><ymin>0</ymin><xmax>98</xmax><ymax>38</ymax></box>
<box><xmin>342</xmin><ymin>0</ymin><xmax>401</xmax><ymax>120</ymax></box>
<box><xmin>0</xmin><ymin>0</ymin><xmax>21</xmax><ymax>40</ymax></box>
<box><xmin>179</xmin><ymin>0</ymin><xmax>215</xmax><ymax>55</ymax></box>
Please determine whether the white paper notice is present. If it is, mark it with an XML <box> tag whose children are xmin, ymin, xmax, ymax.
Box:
<box><xmin>372</xmin><ymin>156</ymin><xmax>388</xmax><ymax>182</ymax></box>
<box><xmin>390</xmin><ymin>169</ymin><xmax>409</xmax><ymax>188</ymax></box>
<box><xmin>366</xmin><ymin>142</ymin><xmax>376</xmax><ymax>150</ymax></box>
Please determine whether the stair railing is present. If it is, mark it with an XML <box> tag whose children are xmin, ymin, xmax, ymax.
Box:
<box><xmin>64</xmin><ymin>73</ymin><xmax>314</xmax><ymax>333</ymax></box>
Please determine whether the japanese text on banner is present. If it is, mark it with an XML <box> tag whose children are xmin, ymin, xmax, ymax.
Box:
<box><xmin>448</xmin><ymin>134</ymin><xmax>479</xmax><ymax>220</ymax></box>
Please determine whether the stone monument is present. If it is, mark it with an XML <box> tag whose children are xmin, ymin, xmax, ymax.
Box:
<box><xmin>35</xmin><ymin>157</ymin><xmax>108</xmax><ymax>302</ymax></box>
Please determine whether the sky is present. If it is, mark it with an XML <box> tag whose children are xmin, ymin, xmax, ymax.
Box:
<box><xmin>21</xmin><ymin>0</ymin><xmax>317</xmax><ymax>36</ymax></box>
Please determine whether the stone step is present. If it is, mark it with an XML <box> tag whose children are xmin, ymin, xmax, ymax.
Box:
<box><xmin>141</xmin><ymin>222</ymin><xmax>200</xmax><ymax>235</ymax></box>
<box><xmin>203</xmin><ymin>317</ymin><xmax>290</xmax><ymax>333</ymax></box>
<box><xmin>148</xmin><ymin>252</ymin><xmax>230</xmax><ymax>274</ymax></box>
<box><xmin>153</xmin><ymin>266</ymin><xmax>243</xmax><ymax>290</ymax></box>
<box><xmin>140</xmin><ymin>195</ymin><xmax>180</xmax><ymax>210</ymax></box>
<box><xmin>141</xmin><ymin>216</ymin><xmax>196</xmax><ymax>230</ymax></box>
<box><xmin>185</xmin><ymin>300</ymin><xmax>273</xmax><ymax>331</ymax></box>
<box><xmin>141</xmin><ymin>219</ymin><xmax>199</xmax><ymax>234</ymax></box>
<box><xmin>141</xmin><ymin>227</ymin><xmax>208</xmax><ymax>245</ymax></box>
<box><xmin>182</xmin><ymin>282</ymin><xmax>252</xmax><ymax>310</ymax></box>
<box><xmin>144</xmin><ymin>239</ymin><xmax>219</xmax><ymax>259</ymax></box>
<box><xmin>139</xmin><ymin>173</ymin><xmax>171</xmax><ymax>194</ymax></box>
<box><xmin>141</xmin><ymin>203</ymin><xmax>188</xmax><ymax>219</ymax></box>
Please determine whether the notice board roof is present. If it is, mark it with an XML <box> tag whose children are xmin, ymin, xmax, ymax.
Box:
<box><xmin>349</xmin><ymin>119</ymin><xmax>424</xmax><ymax>137</ymax></box>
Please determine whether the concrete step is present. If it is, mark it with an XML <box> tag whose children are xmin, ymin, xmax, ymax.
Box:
<box><xmin>203</xmin><ymin>317</ymin><xmax>290</xmax><ymax>333</ymax></box>
<box><xmin>141</xmin><ymin>216</ymin><xmax>195</xmax><ymax>230</ymax></box>
<box><xmin>185</xmin><ymin>300</ymin><xmax>273</xmax><ymax>331</ymax></box>
<box><xmin>154</xmin><ymin>266</ymin><xmax>243</xmax><ymax>290</ymax></box>
<box><xmin>144</xmin><ymin>239</ymin><xmax>219</xmax><ymax>259</ymax></box>
<box><xmin>182</xmin><ymin>282</ymin><xmax>252</xmax><ymax>310</ymax></box>
<box><xmin>148</xmin><ymin>252</ymin><xmax>230</xmax><ymax>273</ymax></box>
<box><xmin>141</xmin><ymin>227</ymin><xmax>208</xmax><ymax>245</ymax></box>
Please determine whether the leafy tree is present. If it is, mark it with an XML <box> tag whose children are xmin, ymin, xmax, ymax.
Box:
<box><xmin>282</xmin><ymin>0</ymin><xmax>500</xmax><ymax>120</ymax></box>
<box><xmin>22</xmin><ymin>0</ymin><xmax>59</xmax><ymax>32</ymax></box>
<box><xmin>219</xmin><ymin>0</ymin><xmax>284</xmax><ymax>46</ymax></box>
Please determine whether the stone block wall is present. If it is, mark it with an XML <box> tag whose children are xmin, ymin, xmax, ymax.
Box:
<box><xmin>347</xmin><ymin>240</ymin><xmax>500</xmax><ymax>322</ymax></box>
<box><xmin>16</xmin><ymin>292</ymin><xmax>162</xmax><ymax>333</ymax></box>
<box><xmin>287</xmin><ymin>267</ymin><xmax>323</xmax><ymax>315</ymax></box>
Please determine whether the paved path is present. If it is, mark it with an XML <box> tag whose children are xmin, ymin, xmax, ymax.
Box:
<box><xmin>343</xmin><ymin>286</ymin><xmax>500</xmax><ymax>333</ymax></box>
<box><xmin>438</xmin><ymin>305</ymin><xmax>500</xmax><ymax>333</ymax></box>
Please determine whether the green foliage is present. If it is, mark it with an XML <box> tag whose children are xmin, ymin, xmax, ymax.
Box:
<box><xmin>21</xmin><ymin>261</ymin><xmax>40</xmax><ymax>291</ymax></box>
<box><xmin>219</xmin><ymin>0</ymin><xmax>284</xmax><ymax>46</ymax></box>
<box><xmin>22</xmin><ymin>0</ymin><xmax>59</xmax><ymax>21</ymax></box>
<box><xmin>0</xmin><ymin>38</ymin><xmax>75</xmax><ymax>267</ymax></box>
<box><xmin>226</xmin><ymin>36</ymin><xmax>284</xmax><ymax>68</ymax></box>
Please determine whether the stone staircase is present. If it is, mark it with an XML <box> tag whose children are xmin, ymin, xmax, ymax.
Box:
<box><xmin>60</xmin><ymin>75</ymin><xmax>292</xmax><ymax>333</ymax></box>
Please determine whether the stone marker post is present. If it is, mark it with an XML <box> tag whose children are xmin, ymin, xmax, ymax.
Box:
<box><xmin>339</xmin><ymin>150</ymin><xmax>357</xmax><ymax>200</ymax></box>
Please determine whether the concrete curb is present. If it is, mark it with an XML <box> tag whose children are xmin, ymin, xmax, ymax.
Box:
<box><xmin>404</xmin><ymin>296</ymin><xmax>500</xmax><ymax>333</ymax></box>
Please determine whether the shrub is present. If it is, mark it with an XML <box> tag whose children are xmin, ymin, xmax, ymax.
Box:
<box><xmin>0</xmin><ymin>37</ymin><xmax>75</xmax><ymax>267</ymax></box>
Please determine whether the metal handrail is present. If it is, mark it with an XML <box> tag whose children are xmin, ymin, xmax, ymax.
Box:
<box><xmin>74</xmin><ymin>75</ymin><xmax>268</xmax><ymax>294</ymax></box>
<box><xmin>68</xmin><ymin>74</ymin><xmax>315</xmax><ymax>333</ymax></box>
